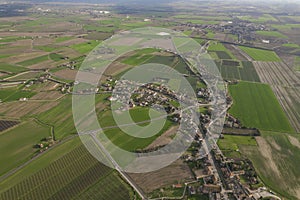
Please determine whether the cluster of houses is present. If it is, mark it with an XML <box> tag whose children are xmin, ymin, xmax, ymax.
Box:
<box><xmin>197</xmin><ymin>87</ymin><xmax>210</xmax><ymax>103</ymax></box>
<box><xmin>34</xmin><ymin>137</ymin><xmax>56</xmax><ymax>153</ymax></box>
<box><xmin>213</xmin><ymin>149</ymin><xmax>280</xmax><ymax>200</ymax></box>
<box><xmin>177</xmin><ymin>16</ymin><xmax>284</xmax><ymax>45</ymax></box>
<box><xmin>215</xmin><ymin>19</ymin><xmax>267</xmax><ymax>42</ymax></box>
<box><xmin>131</xmin><ymin>83</ymin><xmax>178</xmax><ymax>113</ymax></box>
<box><xmin>59</xmin><ymin>59</ymin><xmax>77</xmax><ymax>70</ymax></box>
<box><xmin>224</xmin><ymin>114</ymin><xmax>242</xmax><ymax>129</ymax></box>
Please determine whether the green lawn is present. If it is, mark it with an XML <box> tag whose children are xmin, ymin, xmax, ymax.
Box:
<box><xmin>229</xmin><ymin>81</ymin><xmax>294</xmax><ymax>132</ymax></box>
<box><xmin>239</xmin><ymin>46</ymin><xmax>281</xmax><ymax>62</ymax></box>
<box><xmin>0</xmin><ymin>120</ymin><xmax>51</xmax><ymax>176</ymax></box>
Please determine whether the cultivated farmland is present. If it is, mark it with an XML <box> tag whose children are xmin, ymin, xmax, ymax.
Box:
<box><xmin>0</xmin><ymin>120</ymin><xmax>50</xmax><ymax>176</ymax></box>
<box><xmin>239</xmin><ymin>46</ymin><xmax>281</xmax><ymax>62</ymax></box>
<box><xmin>208</xmin><ymin>42</ymin><xmax>236</xmax><ymax>60</ymax></box>
<box><xmin>0</xmin><ymin>140</ymin><xmax>135</xmax><ymax>200</ymax></box>
<box><xmin>217</xmin><ymin>135</ymin><xmax>257</xmax><ymax>159</ymax></box>
<box><xmin>253</xmin><ymin>61</ymin><xmax>300</xmax><ymax>132</ymax></box>
<box><xmin>216</xmin><ymin>60</ymin><xmax>261</xmax><ymax>82</ymax></box>
<box><xmin>241</xmin><ymin>132</ymin><xmax>300</xmax><ymax>199</ymax></box>
<box><xmin>0</xmin><ymin>120</ymin><xmax>19</xmax><ymax>132</ymax></box>
<box><xmin>229</xmin><ymin>81</ymin><xmax>293</xmax><ymax>132</ymax></box>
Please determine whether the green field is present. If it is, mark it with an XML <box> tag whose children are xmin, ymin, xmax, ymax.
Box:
<box><xmin>0</xmin><ymin>120</ymin><xmax>51</xmax><ymax>176</ymax></box>
<box><xmin>70</xmin><ymin>40</ymin><xmax>100</xmax><ymax>54</ymax></box>
<box><xmin>129</xmin><ymin>107</ymin><xmax>151</xmax><ymax>124</ymax></box>
<box><xmin>239</xmin><ymin>46</ymin><xmax>281</xmax><ymax>62</ymax></box>
<box><xmin>17</xmin><ymin>55</ymin><xmax>49</xmax><ymax>66</ymax></box>
<box><xmin>205</xmin><ymin>29</ymin><xmax>215</xmax><ymax>39</ymax></box>
<box><xmin>0</xmin><ymin>63</ymin><xmax>27</xmax><ymax>73</ymax></box>
<box><xmin>98</xmin><ymin>108</ymin><xmax>175</xmax><ymax>152</ymax></box>
<box><xmin>241</xmin><ymin>132</ymin><xmax>300</xmax><ymax>200</ymax></box>
<box><xmin>121</xmin><ymin>48</ymin><xmax>159</xmax><ymax>66</ymax></box>
<box><xmin>36</xmin><ymin>96</ymin><xmax>77</xmax><ymax>139</ymax></box>
<box><xmin>272</xmin><ymin>24</ymin><xmax>300</xmax><ymax>31</ymax></box>
<box><xmin>208</xmin><ymin>42</ymin><xmax>236</xmax><ymax>59</ymax></box>
<box><xmin>0</xmin><ymin>138</ymin><xmax>134</xmax><ymax>199</ymax></box>
<box><xmin>173</xmin><ymin>14</ymin><xmax>231</xmax><ymax>21</ymax></box>
<box><xmin>49</xmin><ymin>53</ymin><xmax>65</xmax><ymax>61</ymax></box>
<box><xmin>229</xmin><ymin>81</ymin><xmax>294</xmax><ymax>132</ymax></box>
<box><xmin>294</xmin><ymin>56</ymin><xmax>300</xmax><ymax>71</ymax></box>
<box><xmin>0</xmin><ymin>36</ymin><xmax>29</xmax><ymax>43</ymax></box>
<box><xmin>0</xmin><ymin>137</ymin><xmax>82</xmax><ymax>192</ymax></box>
<box><xmin>34</xmin><ymin>45</ymin><xmax>57</xmax><ymax>52</ymax></box>
<box><xmin>55</xmin><ymin>36</ymin><xmax>73</xmax><ymax>43</ymax></box>
<box><xmin>216</xmin><ymin>61</ymin><xmax>261</xmax><ymax>82</ymax></box>
<box><xmin>256</xmin><ymin>31</ymin><xmax>287</xmax><ymax>38</ymax></box>
<box><xmin>217</xmin><ymin>135</ymin><xmax>257</xmax><ymax>158</ymax></box>
<box><xmin>122</xmin><ymin>54</ymin><xmax>154</xmax><ymax>66</ymax></box>
<box><xmin>0</xmin><ymin>87</ymin><xmax>36</xmax><ymax>102</ymax></box>
<box><xmin>282</xmin><ymin>43</ymin><xmax>300</xmax><ymax>48</ymax></box>
<box><xmin>238</xmin><ymin>14</ymin><xmax>278</xmax><ymax>23</ymax></box>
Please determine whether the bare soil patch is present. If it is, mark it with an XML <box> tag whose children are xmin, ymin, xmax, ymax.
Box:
<box><xmin>53</xmin><ymin>69</ymin><xmax>78</xmax><ymax>80</ymax></box>
<box><xmin>224</xmin><ymin>44</ymin><xmax>249</xmax><ymax>61</ymax></box>
<box><xmin>110</xmin><ymin>37</ymin><xmax>143</xmax><ymax>46</ymax></box>
<box><xmin>57</xmin><ymin>38</ymin><xmax>88</xmax><ymax>46</ymax></box>
<box><xmin>27</xmin><ymin>60</ymin><xmax>57</xmax><ymax>70</ymax></box>
<box><xmin>56</xmin><ymin>47</ymin><xmax>82</xmax><ymax>59</ymax></box>
<box><xmin>0</xmin><ymin>101</ymin><xmax>59</xmax><ymax>118</ymax></box>
<box><xmin>3</xmin><ymin>52</ymin><xmax>48</xmax><ymax>64</ymax></box>
<box><xmin>33</xmin><ymin>37</ymin><xmax>55</xmax><ymax>46</ymax></box>
<box><xmin>128</xmin><ymin>159</ymin><xmax>194</xmax><ymax>193</ymax></box>
<box><xmin>105</xmin><ymin>61</ymin><xmax>131</xmax><ymax>76</ymax></box>
<box><xmin>31</xmin><ymin>91</ymin><xmax>64</xmax><ymax>101</ymax></box>
<box><xmin>144</xmin><ymin>126</ymin><xmax>178</xmax><ymax>150</ymax></box>
<box><xmin>288</xmin><ymin>135</ymin><xmax>300</xmax><ymax>149</ymax></box>
<box><xmin>255</xmin><ymin>137</ymin><xmax>281</xmax><ymax>178</ymax></box>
